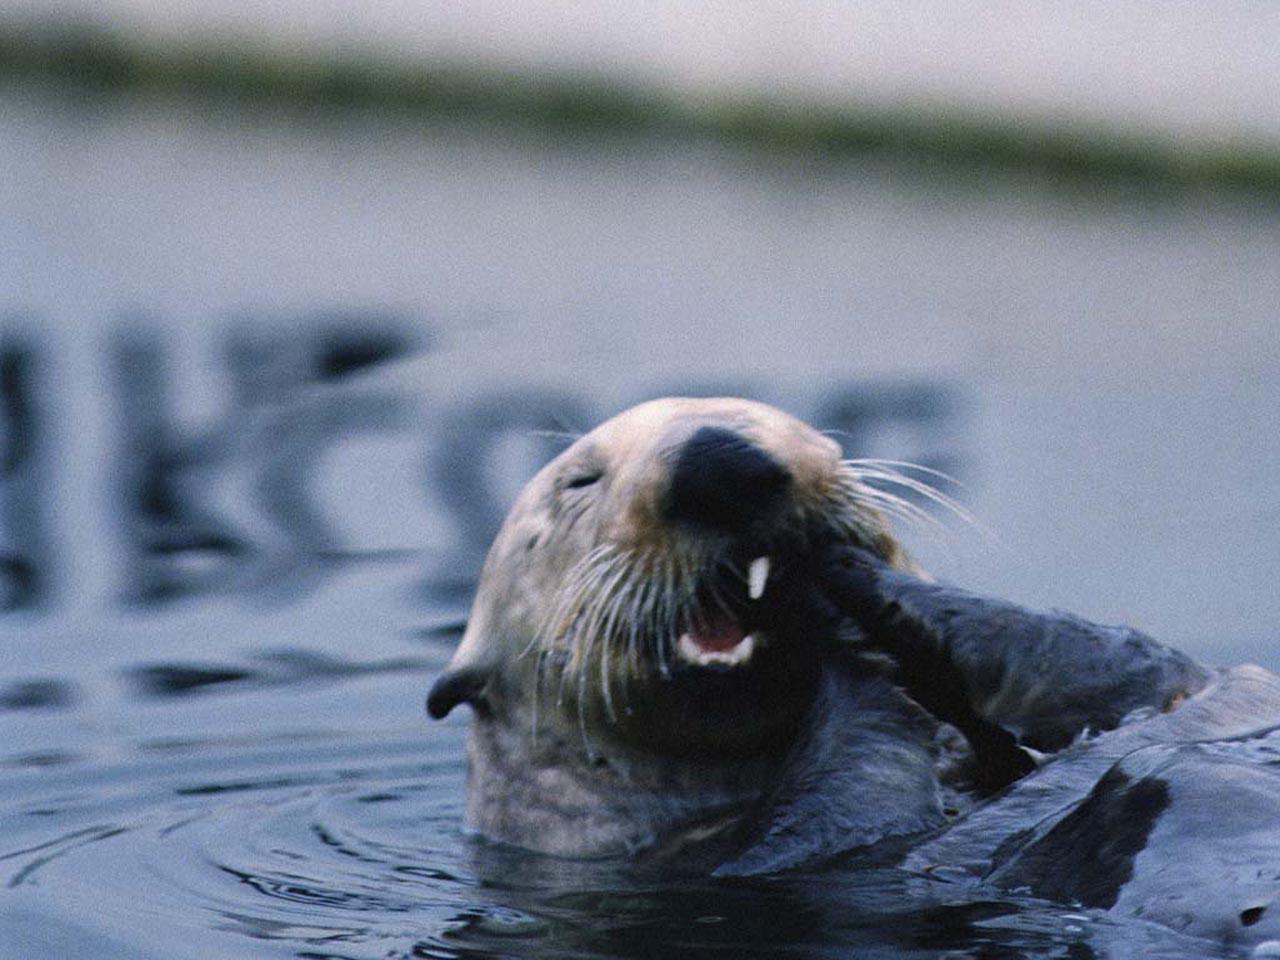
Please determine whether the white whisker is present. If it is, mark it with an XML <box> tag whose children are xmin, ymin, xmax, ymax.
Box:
<box><xmin>839</xmin><ymin>459</ymin><xmax>987</xmax><ymax>541</ymax></box>
<box><xmin>843</xmin><ymin>457</ymin><xmax>966</xmax><ymax>489</ymax></box>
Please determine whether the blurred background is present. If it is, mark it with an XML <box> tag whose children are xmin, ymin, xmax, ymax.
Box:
<box><xmin>5</xmin><ymin>0</ymin><xmax>1279</xmax><ymax>654</ymax></box>
<box><xmin>0</xmin><ymin>6</ymin><xmax>1279</xmax><ymax>955</ymax></box>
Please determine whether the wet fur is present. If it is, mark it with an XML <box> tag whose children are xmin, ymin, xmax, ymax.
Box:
<box><xmin>430</xmin><ymin>398</ymin><xmax>930</xmax><ymax>859</ymax></box>
<box><xmin>428</xmin><ymin>397</ymin><xmax>1280</xmax><ymax>952</ymax></box>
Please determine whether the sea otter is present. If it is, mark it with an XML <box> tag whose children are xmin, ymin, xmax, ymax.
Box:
<box><xmin>428</xmin><ymin>397</ymin><xmax>1280</xmax><ymax>945</ymax></box>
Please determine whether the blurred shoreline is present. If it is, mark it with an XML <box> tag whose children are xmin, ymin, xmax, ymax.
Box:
<box><xmin>3</xmin><ymin>19</ymin><xmax>1279</xmax><ymax>197</ymax></box>
<box><xmin>5</xmin><ymin>1</ymin><xmax>1280</xmax><ymax>140</ymax></box>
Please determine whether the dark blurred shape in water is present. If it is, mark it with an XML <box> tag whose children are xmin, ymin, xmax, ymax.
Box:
<box><xmin>109</xmin><ymin>316</ymin><xmax>420</xmax><ymax>607</ymax></box>
<box><xmin>0</xmin><ymin>678</ymin><xmax>76</xmax><ymax>711</ymax></box>
<box><xmin>125</xmin><ymin>648</ymin><xmax>431</xmax><ymax>699</ymax></box>
<box><xmin>126</xmin><ymin>664</ymin><xmax>255</xmax><ymax>697</ymax></box>
<box><xmin>0</xmin><ymin>329</ymin><xmax>51</xmax><ymax>610</ymax></box>
<box><xmin>2</xmin><ymin>313</ymin><xmax>967</xmax><ymax>621</ymax></box>
<box><xmin>315</xmin><ymin>320</ymin><xmax>422</xmax><ymax>381</ymax></box>
<box><xmin>112</xmin><ymin>325</ymin><xmax>254</xmax><ymax>604</ymax></box>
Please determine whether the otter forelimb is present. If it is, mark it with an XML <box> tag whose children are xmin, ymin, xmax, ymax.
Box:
<box><xmin>819</xmin><ymin>546</ymin><xmax>1212</xmax><ymax>788</ymax></box>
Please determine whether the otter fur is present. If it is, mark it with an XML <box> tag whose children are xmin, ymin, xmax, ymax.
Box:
<box><xmin>428</xmin><ymin>397</ymin><xmax>1280</xmax><ymax>948</ymax></box>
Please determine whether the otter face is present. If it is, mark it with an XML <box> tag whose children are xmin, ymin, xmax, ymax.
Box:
<box><xmin>432</xmin><ymin>398</ymin><xmax>913</xmax><ymax>759</ymax></box>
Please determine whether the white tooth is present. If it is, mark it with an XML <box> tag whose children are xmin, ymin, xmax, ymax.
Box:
<box><xmin>723</xmin><ymin>633</ymin><xmax>756</xmax><ymax>665</ymax></box>
<box><xmin>748</xmin><ymin>556</ymin><xmax>770</xmax><ymax>600</ymax></box>
<box><xmin>677</xmin><ymin>633</ymin><xmax>702</xmax><ymax>663</ymax></box>
<box><xmin>675</xmin><ymin>633</ymin><xmax>758</xmax><ymax>667</ymax></box>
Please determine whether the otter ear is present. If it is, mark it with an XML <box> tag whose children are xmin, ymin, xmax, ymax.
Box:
<box><xmin>426</xmin><ymin>665</ymin><xmax>491</xmax><ymax>719</ymax></box>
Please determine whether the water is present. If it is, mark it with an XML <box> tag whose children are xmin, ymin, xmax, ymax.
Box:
<box><xmin>3</xmin><ymin>85</ymin><xmax>1280</xmax><ymax>957</ymax></box>
<box><xmin>0</xmin><ymin>636</ymin><xmax>1214</xmax><ymax>959</ymax></box>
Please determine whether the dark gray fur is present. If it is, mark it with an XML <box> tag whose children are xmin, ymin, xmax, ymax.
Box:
<box><xmin>820</xmin><ymin>546</ymin><xmax>1212</xmax><ymax>751</ymax></box>
<box><xmin>818</xmin><ymin>548</ymin><xmax>1280</xmax><ymax>951</ymax></box>
<box><xmin>716</xmin><ymin>667</ymin><xmax>944</xmax><ymax>876</ymax></box>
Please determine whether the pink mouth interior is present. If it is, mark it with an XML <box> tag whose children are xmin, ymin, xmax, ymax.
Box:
<box><xmin>687</xmin><ymin>617</ymin><xmax>747</xmax><ymax>653</ymax></box>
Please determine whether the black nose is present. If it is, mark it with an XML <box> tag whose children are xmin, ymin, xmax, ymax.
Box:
<box><xmin>665</xmin><ymin>426</ymin><xmax>792</xmax><ymax>530</ymax></box>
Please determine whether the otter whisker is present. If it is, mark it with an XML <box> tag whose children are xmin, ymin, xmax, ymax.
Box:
<box><xmin>596</xmin><ymin>560</ymin><xmax>638</xmax><ymax>724</ymax></box>
<box><xmin>535</xmin><ymin>544</ymin><xmax>627</xmax><ymax>723</ymax></box>
<box><xmin>620</xmin><ymin>579</ymin><xmax>648</xmax><ymax>708</ymax></box>
<box><xmin>657</xmin><ymin>561</ymin><xmax>677</xmax><ymax>678</ymax></box>
<box><xmin>841</xmin><ymin>482</ymin><xmax>966</xmax><ymax>560</ymax></box>
<box><xmin>530</xmin><ymin>647</ymin><xmax>551</xmax><ymax>744</ymax></box>
<box><xmin>848</xmin><ymin>471</ymin><xmax>964</xmax><ymax>526</ymax></box>
<box><xmin>536</xmin><ymin>541</ymin><xmax>719</xmax><ymax>726</ymax></box>
<box><xmin>648</xmin><ymin>556</ymin><xmax>669</xmax><ymax>675</ymax></box>
<box><xmin>578</xmin><ymin>549</ymin><xmax>627</xmax><ymax>633</ymax></box>
<box><xmin>841</xmin><ymin>460</ymin><xmax>981</xmax><ymax>533</ymax></box>
<box><xmin>627</xmin><ymin>574</ymin><xmax>651</xmax><ymax>676</ymax></box>
<box><xmin>830</xmin><ymin>469</ymin><xmax>951</xmax><ymax>544</ymax></box>
<box><xmin>629</xmin><ymin>576</ymin><xmax>649</xmax><ymax>672</ymax></box>
<box><xmin>534</xmin><ymin>484</ymin><xmax>882</xmax><ymax>734</ymax></box>
<box><xmin>677</xmin><ymin>550</ymin><xmax>705</xmax><ymax>634</ymax></box>
<box><xmin>849</xmin><ymin>483</ymin><xmax>948</xmax><ymax>536</ymax></box>
<box><xmin>842</xmin><ymin>457</ymin><xmax>966</xmax><ymax>489</ymax></box>
<box><xmin>576</xmin><ymin>647</ymin><xmax>594</xmax><ymax>756</ymax></box>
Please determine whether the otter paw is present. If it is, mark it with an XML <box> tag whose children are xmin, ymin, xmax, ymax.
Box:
<box><xmin>818</xmin><ymin>545</ymin><xmax>892</xmax><ymax>629</ymax></box>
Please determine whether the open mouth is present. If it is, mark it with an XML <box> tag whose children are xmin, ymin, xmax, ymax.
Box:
<box><xmin>675</xmin><ymin>555</ymin><xmax>772</xmax><ymax>669</ymax></box>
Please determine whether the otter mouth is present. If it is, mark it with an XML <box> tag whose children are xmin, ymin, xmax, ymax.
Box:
<box><xmin>677</xmin><ymin>617</ymin><xmax>761</xmax><ymax>668</ymax></box>
<box><xmin>546</xmin><ymin>525</ymin><xmax>856</xmax><ymax>695</ymax></box>
<box><xmin>674</xmin><ymin>555</ymin><xmax>773</xmax><ymax>670</ymax></box>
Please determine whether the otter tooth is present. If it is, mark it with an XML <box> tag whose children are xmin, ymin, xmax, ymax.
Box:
<box><xmin>677</xmin><ymin>633</ymin><xmax>702</xmax><ymax>663</ymax></box>
<box><xmin>723</xmin><ymin>632</ymin><xmax>756</xmax><ymax>665</ymax></box>
<box><xmin>748</xmin><ymin>556</ymin><xmax>770</xmax><ymax>600</ymax></box>
<box><xmin>676</xmin><ymin>632</ymin><xmax>757</xmax><ymax>667</ymax></box>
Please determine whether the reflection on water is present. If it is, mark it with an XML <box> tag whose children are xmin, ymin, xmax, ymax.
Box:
<box><xmin>0</xmin><ymin>679</ymin><xmax>75</xmax><ymax>712</ymax></box>
<box><xmin>2</xmin><ymin>321</ymin><xmax>964</xmax><ymax>614</ymax></box>
<box><xmin>3</xmin><ymin>85</ymin><xmax>1280</xmax><ymax>958</ymax></box>
<box><xmin>111</xmin><ymin>321</ymin><xmax>421</xmax><ymax>606</ymax></box>
<box><xmin>0</xmin><ymin>334</ymin><xmax>48</xmax><ymax>610</ymax></box>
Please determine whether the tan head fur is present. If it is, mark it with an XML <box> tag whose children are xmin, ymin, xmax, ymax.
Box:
<box><xmin>437</xmin><ymin>398</ymin><xmax>922</xmax><ymax>744</ymax></box>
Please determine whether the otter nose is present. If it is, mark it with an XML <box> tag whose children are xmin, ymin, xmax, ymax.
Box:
<box><xmin>665</xmin><ymin>426</ymin><xmax>792</xmax><ymax>530</ymax></box>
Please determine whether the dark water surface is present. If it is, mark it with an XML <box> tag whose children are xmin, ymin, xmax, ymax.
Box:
<box><xmin>0</xmin><ymin>539</ymin><xmax>1251</xmax><ymax>959</ymax></box>
<box><xmin>3</xmin><ymin>84</ymin><xmax>1280</xmax><ymax>957</ymax></box>
<box><xmin>0</xmin><ymin>597</ymin><xmax>1217</xmax><ymax>959</ymax></box>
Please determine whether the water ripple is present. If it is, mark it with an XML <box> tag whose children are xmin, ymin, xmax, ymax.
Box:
<box><xmin>0</xmin><ymin>673</ymin><xmax>1238</xmax><ymax>960</ymax></box>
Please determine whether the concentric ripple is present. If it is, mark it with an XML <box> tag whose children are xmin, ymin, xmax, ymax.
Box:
<box><xmin>0</xmin><ymin>647</ymin><xmax>1235</xmax><ymax>960</ymax></box>
<box><xmin>0</xmin><ymin>726</ymin><xmax>478</xmax><ymax>959</ymax></box>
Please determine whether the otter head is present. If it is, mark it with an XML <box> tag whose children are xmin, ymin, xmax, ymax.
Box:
<box><xmin>428</xmin><ymin>397</ymin><xmax>911</xmax><ymax>763</ymax></box>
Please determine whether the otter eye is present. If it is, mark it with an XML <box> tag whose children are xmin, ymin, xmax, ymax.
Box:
<box><xmin>565</xmin><ymin>472</ymin><xmax>603</xmax><ymax>490</ymax></box>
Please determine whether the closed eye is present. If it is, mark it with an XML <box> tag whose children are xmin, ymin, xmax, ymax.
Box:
<box><xmin>565</xmin><ymin>472</ymin><xmax>603</xmax><ymax>489</ymax></box>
